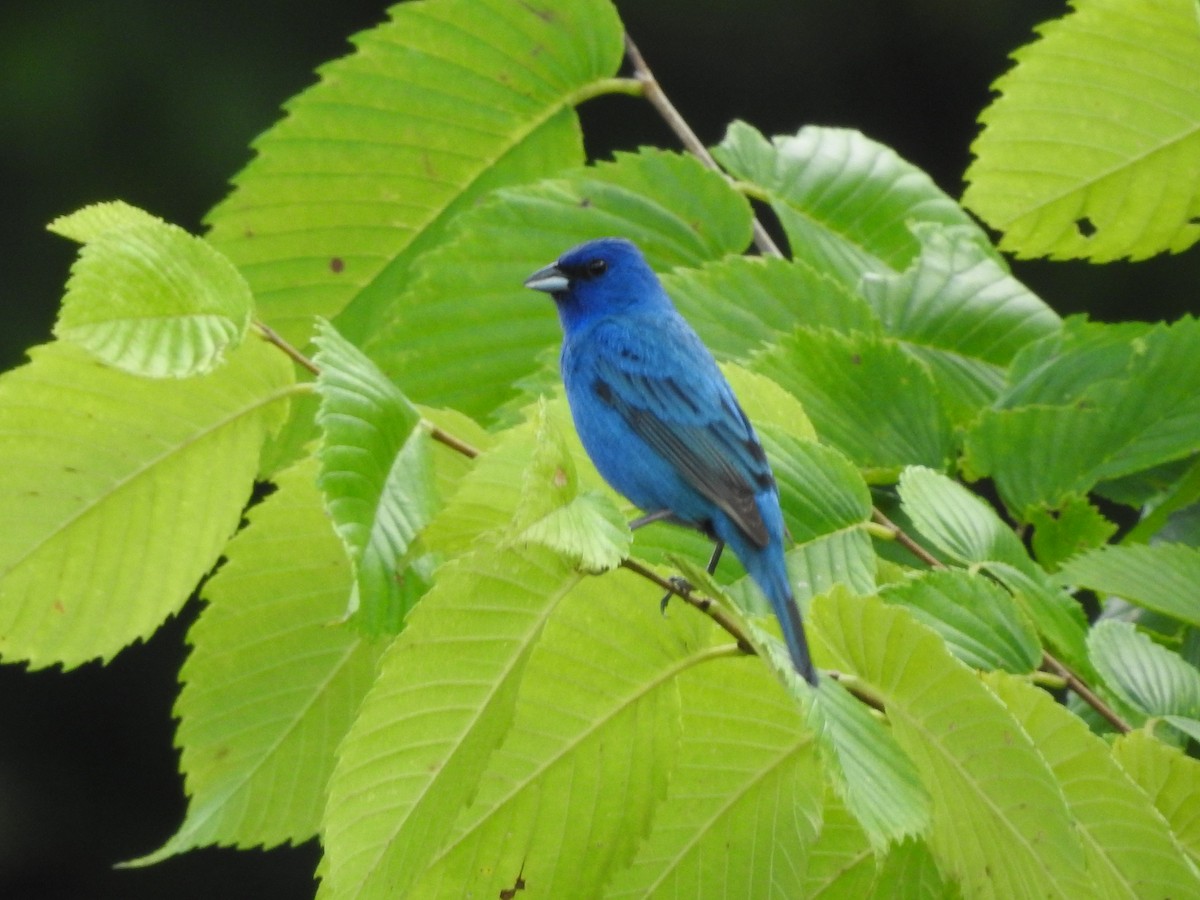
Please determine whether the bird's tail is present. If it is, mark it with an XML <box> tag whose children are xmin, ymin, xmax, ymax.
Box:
<box><xmin>741</xmin><ymin>540</ymin><xmax>818</xmax><ymax>686</ymax></box>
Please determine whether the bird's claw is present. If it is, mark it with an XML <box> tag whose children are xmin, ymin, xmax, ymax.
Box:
<box><xmin>659</xmin><ymin>575</ymin><xmax>692</xmax><ymax>614</ymax></box>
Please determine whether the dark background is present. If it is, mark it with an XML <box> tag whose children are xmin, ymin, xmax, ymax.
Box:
<box><xmin>1</xmin><ymin>2</ymin><xmax>1195</xmax><ymax>897</ymax></box>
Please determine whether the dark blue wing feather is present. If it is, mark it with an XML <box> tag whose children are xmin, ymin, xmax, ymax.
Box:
<box><xmin>586</xmin><ymin>316</ymin><xmax>774</xmax><ymax>547</ymax></box>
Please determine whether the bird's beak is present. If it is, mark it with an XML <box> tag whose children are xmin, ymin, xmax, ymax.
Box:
<box><xmin>523</xmin><ymin>261</ymin><xmax>569</xmax><ymax>294</ymax></box>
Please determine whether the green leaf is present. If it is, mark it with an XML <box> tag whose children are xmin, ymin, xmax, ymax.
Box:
<box><xmin>1111</xmin><ymin>730</ymin><xmax>1200</xmax><ymax>870</ymax></box>
<box><xmin>752</xmin><ymin>330</ymin><xmax>954</xmax><ymax>479</ymax></box>
<box><xmin>47</xmin><ymin>198</ymin><xmax>160</xmax><ymax>242</ymax></box>
<box><xmin>860</xmin><ymin>226</ymin><xmax>1059</xmax><ymax>424</ymax></box>
<box><xmin>963</xmin><ymin>0</ymin><xmax>1200</xmax><ymax>260</ymax></box>
<box><xmin>137</xmin><ymin>456</ymin><xmax>383</xmax><ymax>861</ymax></box>
<box><xmin>897</xmin><ymin>466</ymin><xmax>1032</xmax><ymax>572</ymax></box>
<box><xmin>986</xmin><ymin>672</ymin><xmax>1200</xmax><ymax>899</ymax></box>
<box><xmin>808</xmin><ymin>670</ymin><xmax>931</xmax><ymax>851</ymax></box>
<box><xmin>314</xmin><ymin>320</ymin><xmax>439</xmax><ymax>634</ymax></box>
<box><xmin>1028</xmin><ymin>495</ymin><xmax>1117</xmax><ymax>572</ymax></box>
<box><xmin>320</xmin><ymin>543</ymin><xmax>581</xmax><ymax>900</ymax></box>
<box><xmin>714</xmin><ymin>122</ymin><xmax>996</xmax><ymax>285</ymax></box>
<box><xmin>362</xmin><ymin>148</ymin><xmax>753</xmax><ymax>419</ymax></box>
<box><xmin>812</xmin><ymin>591</ymin><xmax>1094</xmax><ymax>898</ymax></box>
<box><xmin>964</xmin><ymin>313</ymin><xmax>1200</xmax><ymax>517</ymax></box>
<box><xmin>605</xmin><ymin>657</ymin><xmax>822</xmax><ymax>899</ymax></box>
<box><xmin>881</xmin><ymin>569</ymin><xmax>1042</xmax><ymax>673</ymax></box>
<box><xmin>1089</xmin><ymin>620</ymin><xmax>1200</xmax><ymax>719</ymax></box>
<box><xmin>414</xmin><ymin>571</ymin><xmax>702</xmax><ymax>898</ymax></box>
<box><xmin>802</xmin><ymin>787</ymin><xmax>878</xmax><ymax>897</ymax></box>
<box><xmin>513</xmin><ymin>400</ymin><xmax>631</xmax><ymax>573</ymax></box>
<box><xmin>866</xmin><ymin>838</ymin><xmax>956</xmax><ymax>899</ymax></box>
<box><xmin>207</xmin><ymin>0</ymin><xmax>625</xmax><ymax>346</ymax></box>
<box><xmin>51</xmin><ymin>203</ymin><xmax>252</xmax><ymax>378</ymax></box>
<box><xmin>898</xmin><ymin>466</ymin><xmax>1091</xmax><ymax>674</ymax></box>
<box><xmin>664</xmin><ymin>254</ymin><xmax>880</xmax><ymax>361</ymax></box>
<box><xmin>1058</xmin><ymin>542</ymin><xmax>1200</xmax><ymax>626</ymax></box>
<box><xmin>0</xmin><ymin>338</ymin><xmax>291</xmax><ymax>669</ymax></box>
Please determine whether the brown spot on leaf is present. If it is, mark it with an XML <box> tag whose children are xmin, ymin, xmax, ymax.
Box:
<box><xmin>553</xmin><ymin>467</ymin><xmax>569</xmax><ymax>489</ymax></box>
<box><xmin>330</xmin><ymin>257</ymin><xmax>345</xmax><ymax>274</ymax></box>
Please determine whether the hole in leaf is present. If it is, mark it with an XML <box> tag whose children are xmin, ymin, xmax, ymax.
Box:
<box><xmin>1075</xmin><ymin>217</ymin><xmax>1097</xmax><ymax>238</ymax></box>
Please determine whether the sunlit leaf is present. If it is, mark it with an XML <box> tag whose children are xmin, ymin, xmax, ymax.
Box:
<box><xmin>1112</xmin><ymin>730</ymin><xmax>1200</xmax><ymax>869</ymax></box>
<box><xmin>987</xmin><ymin>672</ymin><xmax>1200</xmax><ymax>899</ymax></box>
<box><xmin>605</xmin><ymin>657</ymin><xmax>822</xmax><ymax>898</ymax></box>
<box><xmin>0</xmin><ymin>338</ymin><xmax>290</xmax><ymax>668</ymax></box>
<box><xmin>321</xmin><ymin>543</ymin><xmax>581</xmax><ymax>900</ymax></box>
<box><xmin>208</xmin><ymin>0</ymin><xmax>625</xmax><ymax>345</ymax></box>
<box><xmin>964</xmin><ymin>0</ymin><xmax>1200</xmax><ymax>260</ymax></box>
<box><xmin>51</xmin><ymin>204</ymin><xmax>252</xmax><ymax>378</ymax></box>
<box><xmin>138</xmin><ymin>456</ymin><xmax>383</xmax><ymax>860</ymax></box>
<box><xmin>812</xmin><ymin>591</ymin><xmax>1093</xmax><ymax>898</ymax></box>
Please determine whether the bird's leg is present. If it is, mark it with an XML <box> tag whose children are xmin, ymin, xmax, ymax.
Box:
<box><xmin>629</xmin><ymin>509</ymin><xmax>674</xmax><ymax>531</ymax></box>
<box><xmin>660</xmin><ymin>539</ymin><xmax>725</xmax><ymax>614</ymax></box>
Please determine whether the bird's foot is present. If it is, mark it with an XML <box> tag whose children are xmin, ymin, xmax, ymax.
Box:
<box><xmin>659</xmin><ymin>575</ymin><xmax>692</xmax><ymax>614</ymax></box>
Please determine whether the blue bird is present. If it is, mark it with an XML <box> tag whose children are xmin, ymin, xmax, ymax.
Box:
<box><xmin>524</xmin><ymin>237</ymin><xmax>818</xmax><ymax>686</ymax></box>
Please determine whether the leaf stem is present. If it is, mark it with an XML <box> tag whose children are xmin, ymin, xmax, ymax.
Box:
<box><xmin>623</xmin><ymin>33</ymin><xmax>783</xmax><ymax>259</ymax></box>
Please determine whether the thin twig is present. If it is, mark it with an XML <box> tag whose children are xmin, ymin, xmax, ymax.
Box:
<box><xmin>254</xmin><ymin>320</ymin><xmax>320</xmax><ymax>376</ymax></box>
<box><xmin>623</xmin><ymin>34</ymin><xmax>783</xmax><ymax>259</ymax></box>
<box><xmin>1042</xmin><ymin>652</ymin><xmax>1131</xmax><ymax>733</ymax></box>
<box><xmin>429</xmin><ymin>426</ymin><xmax>479</xmax><ymax>459</ymax></box>
<box><xmin>255</xmin><ymin>319</ymin><xmax>482</xmax><ymax>458</ymax></box>
<box><xmin>619</xmin><ymin>557</ymin><xmax>755</xmax><ymax>655</ymax></box>
<box><xmin>871</xmin><ymin>508</ymin><xmax>945</xmax><ymax>569</ymax></box>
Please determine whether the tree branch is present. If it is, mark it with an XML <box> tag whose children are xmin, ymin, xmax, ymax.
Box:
<box><xmin>619</xmin><ymin>557</ymin><xmax>756</xmax><ymax>656</ymax></box>
<box><xmin>254</xmin><ymin>319</ymin><xmax>481</xmax><ymax>459</ymax></box>
<box><xmin>623</xmin><ymin>34</ymin><xmax>783</xmax><ymax>259</ymax></box>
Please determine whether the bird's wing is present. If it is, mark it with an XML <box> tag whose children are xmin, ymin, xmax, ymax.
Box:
<box><xmin>586</xmin><ymin>317</ymin><xmax>773</xmax><ymax>548</ymax></box>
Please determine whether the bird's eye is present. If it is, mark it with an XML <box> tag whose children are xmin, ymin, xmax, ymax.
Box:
<box><xmin>586</xmin><ymin>258</ymin><xmax>607</xmax><ymax>277</ymax></box>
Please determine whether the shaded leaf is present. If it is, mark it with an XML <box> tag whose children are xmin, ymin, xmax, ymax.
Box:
<box><xmin>860</xmin><ymin>226</ymin><xmax>1059</xmax><ymax>424</ymax></box>
<box><xmin>1028</xmin><ymin>495</ymin><xmax>1117</xmax><ymax>572</ymax></box>
<box><xmin>714</xmin><ymin>121</ymin><xmax>995</xmax><ymax>285</ymax></box>
<box><xmin>753</xmin><ymin>330</ymin><xmax>954</xmax><ymax>480</ymax></box>
<box><xmin>314</xmin><ymin>320</ymin><xmax>438</xmax><ymax>634</ymax></box>
<box><xmin>0</xmin><ymin>338</ymin><xmax>290</xmax><ymax>669</ymax></box>
<box><xmin>1088</xmin><ymin>619</ymin><xmax>1200</xmax><ymax>719</ymax></box>
<box><xmin>1059</xmin><ymin>542</ymin><xmax>1200</xmax><ymax>626</ymax></box>
<box><xmin>362</xmin><ymin>148</ymin><xmax>753</xmax><ymax>419</ymax></box>
<box><xmin>665</xmin><ymin>254</ymin><xmax>880</xmax><ymax>361</ymax></box>
<box><xmin>964</xmin><ymin>317</ymin><xmax>1200</xmax><ymax>516</ymax></box>
<box><xmin>964</xmin><ymin>0</ymin><xmax>1200</xmax><ymax>260</ymax></box>
<box><xmin>881</xmin><ymin>568</ymin><xmax>1042</xmax><ymax>673</ymax></box>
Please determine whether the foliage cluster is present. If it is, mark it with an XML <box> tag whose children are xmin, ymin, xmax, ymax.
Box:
<box><xmin>2</xmin><ymin>0</ymin><xmax>1199</xmax><ymax>897</ymax></box>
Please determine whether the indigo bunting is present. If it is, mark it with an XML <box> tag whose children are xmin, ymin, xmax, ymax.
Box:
<box><xmin>524</xmin><ymin>238</ymin><xmax>818</xmax><ymax>686</ymax></box>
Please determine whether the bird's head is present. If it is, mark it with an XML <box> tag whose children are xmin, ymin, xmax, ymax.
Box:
<box><xmin>524</xmin><ymin>237</ymin><xmax>669</xmax><ymax>333</ymax></box>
